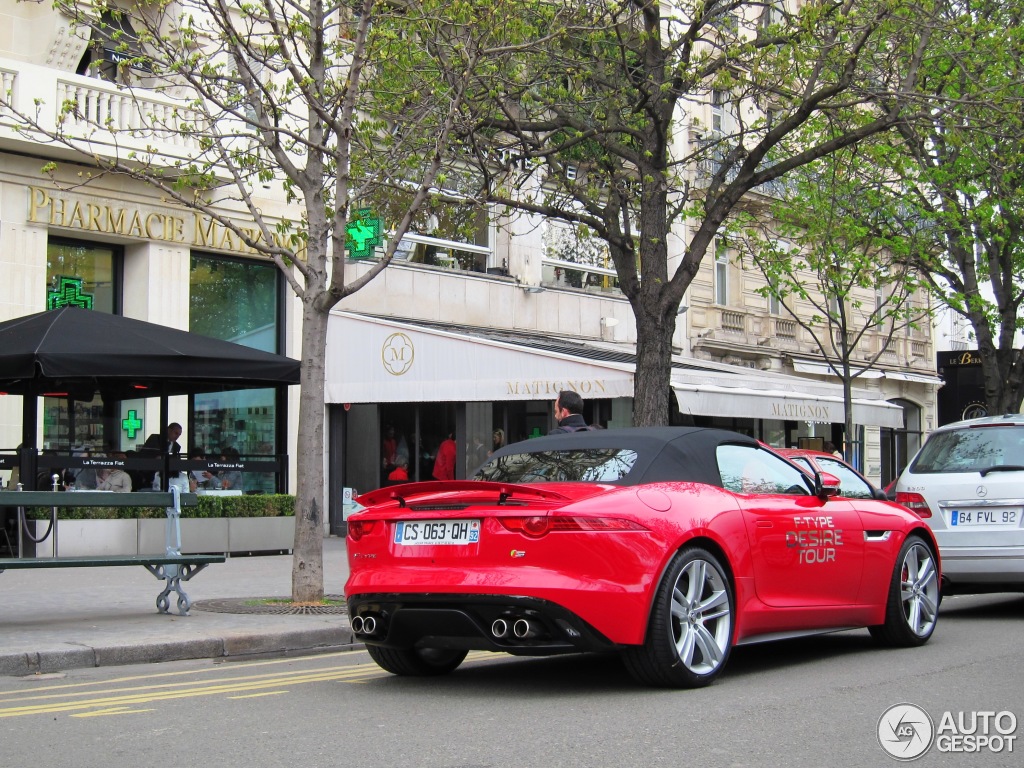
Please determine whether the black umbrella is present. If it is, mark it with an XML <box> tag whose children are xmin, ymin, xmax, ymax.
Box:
<box><xmin>0</xmin><ymin>306</ymin><xmax>300</xmax><ymax>399</ymax></box>
<box><xmin>0</xmin><ymin>307</ymin><xmax>301</xmax><ymax>489</ymax></box>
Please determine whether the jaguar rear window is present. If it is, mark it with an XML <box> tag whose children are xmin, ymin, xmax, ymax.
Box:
<box><xmin>475</xmin><ymin>448</ymin><xmax>640</xmax><ymax>483</ymax></box>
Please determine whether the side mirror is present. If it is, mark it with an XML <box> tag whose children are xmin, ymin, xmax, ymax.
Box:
<box><xmin>815</xmin><ymin>471</ymin><xmax>841</xmax><ymax>500</ymax></box>
<box><xmin>872</xmin><ymin>487</ymin><xmax>889</xmax><ymax>501</ymax></box>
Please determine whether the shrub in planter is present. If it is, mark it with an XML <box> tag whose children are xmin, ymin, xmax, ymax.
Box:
<box><xmin>25</xmin><ymin>495</ymin><xmax>296</xmax><ymax>520</ymax></box>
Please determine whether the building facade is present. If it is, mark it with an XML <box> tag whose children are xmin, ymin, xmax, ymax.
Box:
<box><xmin>1</xmin><ymin>3</ymin><xmax>938</xmax><ymax>534</ymax></box>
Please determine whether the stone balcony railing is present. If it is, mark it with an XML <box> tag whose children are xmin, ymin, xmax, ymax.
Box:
<box><xmin>0</xmin><ymin>58</ymin><xmax>224</xmax><ymax>179</ymax></box>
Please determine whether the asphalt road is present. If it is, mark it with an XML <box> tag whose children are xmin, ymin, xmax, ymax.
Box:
<box><xmin>1</xmin><ymin>593</ymin><xmax>1021</xmax><ymax>768</ymax></box>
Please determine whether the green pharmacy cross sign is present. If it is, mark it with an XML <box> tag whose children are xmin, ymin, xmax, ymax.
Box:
<box><xmin>121</xmin><ymin>409</ymin><xmax>143</xmax><ymax>440</ymax></box>
<box><xmin>47</xmin><ymin>276</ymin><xmax>94</xmax><ymax>309</ymax></box>
<box><xmin>345</xmin><ymin>209</ymin><xmax>384</xmax><ymax>259</ymax></box>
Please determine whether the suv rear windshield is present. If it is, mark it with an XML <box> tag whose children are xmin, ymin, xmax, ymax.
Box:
<box><xmin>910</xmin><ymin>425</ymin><xmax>1024</xmax><ymax>474</ymax></box>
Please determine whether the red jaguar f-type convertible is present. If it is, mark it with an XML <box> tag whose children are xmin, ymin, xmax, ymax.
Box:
<box><xmin>345</xmin><ymin>427</ymin><xmax>939</xmax><ymax>687</ymax></box>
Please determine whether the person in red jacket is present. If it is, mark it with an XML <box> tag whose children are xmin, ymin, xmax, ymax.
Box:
<box><xmin>432</xmin><ymin>433</ymin><xmax>456</xmax><ymax>480</ymax></box>
<box><xmin>387</xmin><ymin>456</ymin><xmax>409</xmax><ymax>482</ymax></box>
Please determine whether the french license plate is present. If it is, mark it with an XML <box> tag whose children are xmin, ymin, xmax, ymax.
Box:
<box><xmin>394</xmin><ymin>519</ymin><xmax>481</xmax><ymax>545</ymax></box>
<box><xmin>950</xmin><ymin>509</ymin><xmax>1020</xmax><ymax>526</ymax></box>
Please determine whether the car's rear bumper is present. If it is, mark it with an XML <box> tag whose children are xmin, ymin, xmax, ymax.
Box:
<box><xmin>346</xmin><ymin>593</ymin><xmax>622</xmax><ymax>655</ymax></box>
<box><xmin>938</xmin><ymin>546</ymin><xmax>1024</xmax><ymax>593</ymax></box>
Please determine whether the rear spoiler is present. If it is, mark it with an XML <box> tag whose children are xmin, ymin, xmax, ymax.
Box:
<box><xmin>356</xmin><ymin>480</ymin><xmax>571</xmax><ymax>509</ymax></box>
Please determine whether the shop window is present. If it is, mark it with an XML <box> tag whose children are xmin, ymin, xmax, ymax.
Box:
<box><xmin>42</xmin><ymin>239</ymin><xmax>120</xmax><ymax>453</ymax></box>
<box><xmin>190</xmin><ymin>253</ymin><xmax>282</xmax><ymax>493</ymax></box>
<box><xmin>880</xmin><ymin>398</ymin><xmax>923</xmax><ymax>487</ymax></box>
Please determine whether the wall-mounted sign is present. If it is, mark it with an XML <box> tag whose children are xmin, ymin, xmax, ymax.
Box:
<box><xmin>28</xmin><ymin>187</ymin><xmax>304</xmax><ymax>260</ymax></box>
<box><xmin>346</xmin><ymin>209</ymin><xmax>384</xmax><ymax>259</ymax></box>
<box><xmin>47</xmin><ymin>276</ymin><xmax>94</xmax><ymax>310</ymax></box>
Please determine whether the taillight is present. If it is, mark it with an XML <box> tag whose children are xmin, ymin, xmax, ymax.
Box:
<box><xmin>895</xmin><ymin>492</ymin><xmax>932</xmax><ymax>518</ymax></box>
<box><xmin>497</xmin><ymin>516</ymin><xmax>647</xmax><ymax>538</ymax></box>
<box><xmin>348</xmin><ymin>520</ymin><xmax>378</xmax><ymax>542</ymax></box>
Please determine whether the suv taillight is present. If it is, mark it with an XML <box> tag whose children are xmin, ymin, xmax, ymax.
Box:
<box><xmin>895</xmin><ymin>492</ymin><xmax>932</xmax><ymax>518</ymax></box>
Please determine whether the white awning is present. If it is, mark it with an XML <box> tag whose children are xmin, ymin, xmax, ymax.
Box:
<box><xmin>884</xmin><ymin>371</ymin><xmax>944</xmax><ymax>385</ymax></box>
<box><xmin>671</xmin><ymin>381</ymin><xmax>904</xmax><ymax>428</ymax></box>
<box><xmin>326</xmin><ymin>313</ymin><xmax>635</xmax><ymax>403</ymax></box>
<box><xmin>326</xmin><ymin>312</ymin><xmax>905</xmax><ymax>427</ymax></box>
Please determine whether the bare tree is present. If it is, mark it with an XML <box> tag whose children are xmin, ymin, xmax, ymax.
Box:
<box><xmin>737</xmin><ymin>142</ymin><xmax>933</xmax><ymax>457</ymax></box>
<box><xmin>2</xmin><ymin>0</ymin><xmax>493</xmax><ymax>601</ymax></box>
<box><xmin>455</xmin><ymin>0</ymin><xmax>936</xmax><ymax>425</ymax></box>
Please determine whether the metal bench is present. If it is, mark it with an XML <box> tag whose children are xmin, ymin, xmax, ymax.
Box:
<box><xmin>0</xmin><ymin>488</ymin><xmax>225</xmax><ymax>615</ymax></box>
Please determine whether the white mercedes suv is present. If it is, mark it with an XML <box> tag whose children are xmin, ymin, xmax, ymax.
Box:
<box><xmin>896</xmin><ymin>414</ymin><xmax>1024</xmax><ymax>595</ymax></box>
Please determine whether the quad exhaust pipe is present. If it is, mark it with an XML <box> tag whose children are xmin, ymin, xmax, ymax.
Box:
<box><xmin>490</xmin><ymin>615</ymin><xmax>542</xmax><ymax>641</ymax></box>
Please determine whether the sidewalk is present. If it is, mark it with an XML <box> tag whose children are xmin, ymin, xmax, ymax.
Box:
<box><xmin>0</xmin><ymin>536</ymin><xmax>353</xmax><ymax>677</ymax></box>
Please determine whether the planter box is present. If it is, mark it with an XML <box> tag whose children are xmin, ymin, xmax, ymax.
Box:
<box><xmin>28</xmin><ymin>519</ymin><xmax>138</xmax><ymax>558</ymax></box>
<box><xmin>21</xmin><ymin>516</ymin><xmax>293</xmax><ymax>557</ymax></box>
<box><xmin>228</xmin><ymin>517</ymin><xmax>295</xmax><ymax>554</ymax></box>
<box><xmin>138</xmin><ymin>518</ymin><xmax>229</xmax><ymax>555</ymax></box>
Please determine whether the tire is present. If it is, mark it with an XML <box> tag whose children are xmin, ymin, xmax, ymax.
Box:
<box><xmin>624</xmin><ymin>547</ymin><xmax>734</xmax><ymax>688</ymax></box>
<box><xmin>365</xmin><ymin>644</ymin><xmax>468</xmax><ymax>676</ymax></box>
<box><xmin>869</xmin><ymin>534</ymin><xmax>940</xmax><ymax>647</ymax></box>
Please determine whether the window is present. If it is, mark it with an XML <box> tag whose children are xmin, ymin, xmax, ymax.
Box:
<box><xmin>476</xmin><ymin>448</ymin><xmax>640</xmax><ymax>484</ymax></box>
<box><xmin>75</xmin><ymin>10</ymin><xmax>149</xmax><ymax>84</ymax></box>
<box><xmin>828</xmin><ymin>292</ymin><xmax>840</xmax><ymax>317</ymax></box>
<box><xmin>542</xmin><ymin>220</ymin><xmax>619</xmax><ymax>292</ymax></box>
<box><xmin>42</xmin><ymin>239</ymin><xmax>120</xmax><ymax>453</ymax></box>
<box><xmin>909</xmin><ymin>424</ymin><xmax>1024</xmax><ymax>474</ymax></box>
<box><xmin>714</xmin><ymin>243</ymin><xmax>729</xmax><ymax>305</ymax></box>
<box><xmin>769</xmin><ymin>287</ymin><xmax>781</xmax><ymax>316</ymax></box>
<box><xmin>190</xmin><ymin>253</ymin><xmax>282</xmax><ymax>493</ymax></box>
<box><xmin>711</xmin><ymin>90</ymin><xmax>727</xmax><ymax>134</ymax></box>
<box><xmin>815</xmin><ymin>457</ymin><xmax>875</xmax><ymax>499</ymax></box>
<box><xmin>717</xmin><ymin>444</ymin><xmax>812</xmax><ymax>495</ymax></box>
<box><xmin>760</xmin><ymin>2</ymin><xmax>786</xmax><ymax>29</ymax></box>
<box><xmin>46</xmin><ymin>239</ymin><xmax>119</xmax><ymax>314</ymax></box>
<box><xmin>388</xmin><ymin>198</ymin><xmax>491</xmax><ymax>272</ymax></box>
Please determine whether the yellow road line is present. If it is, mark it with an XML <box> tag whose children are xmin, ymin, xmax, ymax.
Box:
<box><xmin>0</xmin><ymin>658</ymin><xmax>384</xmax><ymax>706</ymax></box>
<box><xmin>0</xmin><ymin>649</ymin><xmax>365</xmax><ymax>698</ymax></box>
<box><xmin>0</xmin><ymin>651</ymin><xmax>496</xmax><ymax>719</ymax></box>
<box><xmin>71</xmin><ymin>706</ymin><xmax>156</xmax><ymax>718</ymax></box>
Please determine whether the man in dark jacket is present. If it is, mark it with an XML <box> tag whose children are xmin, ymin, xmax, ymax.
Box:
<box><xmin>143</xmin><ymin>422</ymin><xmax>183</xmax><ymax>456</ymax></box>
<box><xmin>137</xmin><ymin>422</ymin><xmax>183</xmax><ymax>489</ymax></box>
<box><xmin>548</xmin><ymin>390</ymin><xmax>593</xmax><ymax>433</ymax></box>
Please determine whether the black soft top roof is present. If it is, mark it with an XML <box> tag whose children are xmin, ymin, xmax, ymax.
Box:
<box><xmin>484</xmin><ymin>426</ymin><xmax>761</xmax><ymax>487</ymax></box>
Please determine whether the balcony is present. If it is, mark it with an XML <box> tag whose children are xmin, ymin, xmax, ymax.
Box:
<box><xmin>721</xmin><ymin>310</ymin><xmax>746</xmax><ymax>333</ymax></box>
<box><xmin>0</xmin><ymin>57</ymin><xmax>220</xmax><ymax>180</ymax></box>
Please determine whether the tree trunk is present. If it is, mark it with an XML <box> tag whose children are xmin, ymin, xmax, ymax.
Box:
<box><xmin>970</xmin><ymin>309</ymin><xmax>1024</xmax><ymax>417</ymax></box>
<box><xmin>632</xmin><ymin>313</ymin><xmax>675</xmax><ymax>427</ymax></box>
<box><xmin>290</xmin><ymin>300</ymin><xmax>329</xmax><ymax>603</ymax></box>
<box><xmin>843</xmin><ymin>373</ymin><xmax>855</xmax><ymax>470</ymax></box>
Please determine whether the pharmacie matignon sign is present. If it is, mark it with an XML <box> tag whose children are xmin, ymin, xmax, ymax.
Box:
<box><xmin>28</xmin><ymin>187</ymin><xmax>303</xmax><ymax>260</ymax></box>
